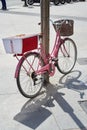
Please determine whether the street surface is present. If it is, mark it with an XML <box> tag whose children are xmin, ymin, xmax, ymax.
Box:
<box><xmin>3</xmin><ymin>0</ymin><xmax>22</xmax><ymax>7</ymax></box>
<box><xmin>0</xmin><ymin>1</ymin><xmax>87</xmax><ymax>130</ymax></box>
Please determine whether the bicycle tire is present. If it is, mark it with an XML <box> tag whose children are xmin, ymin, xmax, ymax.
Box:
<box><xmin>16</xmin><ymin>52</ymin><xmax>45</xmax><ymax>98</ymax></box>
<box><xmin>57</xmin><ymin>38</ymin><xmax>77</xmax><ymax>74</ymax></box>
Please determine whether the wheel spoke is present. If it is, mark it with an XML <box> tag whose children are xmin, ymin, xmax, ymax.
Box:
<box><xmin>57</xmin><ymin>38</ymin><xmax>77</xmax><ymax>74</ymax></box>
<box><xmin>16</xmin><ymin>52</ymin><xmax>44</xmax><ymax>98</ymax></box>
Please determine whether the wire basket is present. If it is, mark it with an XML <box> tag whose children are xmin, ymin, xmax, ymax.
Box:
<box><xmin>53</xmin><ymin>19</ymin><xmax>74</xmax><ymax>36</ymax></box>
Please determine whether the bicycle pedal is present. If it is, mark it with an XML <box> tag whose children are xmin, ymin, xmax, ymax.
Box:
<box><xmin>34</xmin><ymin>78</ymin><xmax>38</xmax><ymax>81</ymax></box>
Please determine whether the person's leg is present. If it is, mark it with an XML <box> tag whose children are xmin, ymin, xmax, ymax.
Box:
<box><xmin>1</xmin><ymin>0</ymin><xmax>7</xmax><ymax>10</ymax></box>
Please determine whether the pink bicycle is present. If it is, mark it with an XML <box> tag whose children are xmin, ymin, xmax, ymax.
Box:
<box><xmin>14</xmin><ymin>19</ymin><xmax>77</xmax><ymax>98</ymax></box>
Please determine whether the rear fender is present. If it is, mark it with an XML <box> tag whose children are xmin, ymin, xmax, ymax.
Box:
<box><xmin>14</xmin><ymin>51</ymin><xmax>40</xmax><ymax>78</ymax></box>
<box><xmin>14</xmin><ymin>56</ymin><xmax>24</xmax><ymax>78</ymax></box>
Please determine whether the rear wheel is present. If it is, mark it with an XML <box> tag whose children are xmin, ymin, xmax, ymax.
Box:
<box><xmin>16</xmin><ymin>52</ymin><xmax>45</xmax><ymax>98</ymax></box>
<box><xmin>57</xmin><ymin>38</ymin><xmax>77</xmax><ymax>74</ymax></box>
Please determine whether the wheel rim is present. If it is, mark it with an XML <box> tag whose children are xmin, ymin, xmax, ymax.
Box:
<box><xmin>54</xmin><ymin>0</ymin><xmax>60</xmax><ymax>5</ymax></box>
<box><xmin>58</xmin><ymin>39</ymin><xmax>77</xmax><ymax>74</ymax></box>
<box><xmin>17</xmin><ymin>53</ymin><xmax>44</xmax><ymax>98</ymax></box>
<box><xmin>27</xmin><ymin>0</ymin><xmax>34</xmax><ymax>5</ymax></box>
<box><xmin>60</xmin><ymin>0</ymin><xmax>65</xmax><ymax>4</ymax></box>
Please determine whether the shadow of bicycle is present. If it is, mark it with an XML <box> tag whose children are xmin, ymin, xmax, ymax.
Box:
<box><xmin>14</xmin><ymin>84</ymin><xmax>58</xmax><ymax>129</ymax></box>
<box><xmin>14</xmin><ymin>70</ymin><xmax>87</xmax><ymax>129</ymax></box>
<box><xmin>59</xmin><ymin>70</ymin><xmax>87</xmax><ymax>99</ymax></box>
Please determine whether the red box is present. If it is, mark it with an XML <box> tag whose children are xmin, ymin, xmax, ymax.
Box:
<box><xmin>22</xmin><ymin>35</ymin><xmax>38</xmax><ymax>53</ymax></box>
<box><xmin>3</xmin><ymin>34</ymin><xmax>38</xmax><ymax>54</ymax></box>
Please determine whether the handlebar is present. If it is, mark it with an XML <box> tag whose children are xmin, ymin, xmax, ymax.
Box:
<box><xmin>38</xmin><ymin>19</ymin><xmax>65</xmax><ymax>27</ymax></box>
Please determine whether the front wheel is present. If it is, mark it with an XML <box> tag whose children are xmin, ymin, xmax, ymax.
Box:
<box><xmin>57</xmin><ymin>38</ymin><xmax>77</xmax><ymax>74</ymax></box>
<box><xmin>16</xmin><ymin>52</ymin><xmax>45</xmax><ymax>98</ymax></box>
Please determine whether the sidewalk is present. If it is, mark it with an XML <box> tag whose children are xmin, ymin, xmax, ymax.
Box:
<box><xmin>0</xmin><ymin>1</ymin><xmax>87</xmax><ymax>130</ymax></box>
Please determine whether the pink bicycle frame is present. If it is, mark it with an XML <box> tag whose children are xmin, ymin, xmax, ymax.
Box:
<box><xmin>14</xmin><ymin>31</ymin><xmax>65</xmax><ymax>78</ymax></box>
<box><xmin>32</xmin><ymin>31</ymin><xmax>64</xmax><ymax>77</ymax></box>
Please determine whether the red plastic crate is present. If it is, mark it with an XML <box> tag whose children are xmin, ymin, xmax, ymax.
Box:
<box><xmin>3</xmin><ymin>34</ymin><xmax>38</xmax><ymax>54</ymax></box>
<box><xmin>22</xmin><ymin>35</ymin><xmax>38</xmax><ymax>53</ymax></box>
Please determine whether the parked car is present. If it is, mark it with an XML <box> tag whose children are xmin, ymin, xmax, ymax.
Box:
<box><xmin>65</xmin><ymin>0</ymin><xmax>71</xmax><ymax>3</ymax></box>
<box><xmin>22</xmin><ymin>0</ymin><xmax>85</xmax><ymax>6</ymax></box>
<box><xmin>26</xmin><ymin>0</ymin><xmax>40</xmax><ymax>5</ymax></box>
<box><xmin>25</xmin><ymin>0</ymin><xmax>65</xmax><ymax>5</ymax></box>
<box><xmin>51</xmin><ymin>0</ymin><xmax>65</xmax><ymax>5</ymax></box>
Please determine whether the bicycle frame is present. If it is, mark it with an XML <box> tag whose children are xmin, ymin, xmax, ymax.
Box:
<box><xmin>4</xmin><ymin>19</ymin><xmax>76</xmax><ymax>98</ymax></box>
<box><xmin>51</xmin><ymin>31</ymin><xmax>64</xmax><ymax>58</ymax></box>
<box><xmin>34</xmin><ymin>31</ymin><xmax>65</xmax><ymax>76</ymax></box>
<box><xmin>14</xmin><ymin>27</ymin><xmax>66</xmax><ymax>78</ymax></box>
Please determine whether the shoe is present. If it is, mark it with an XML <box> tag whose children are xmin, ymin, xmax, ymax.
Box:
<box><xmin>1</xmin><ymin>7</ymin><xmax>8</xmax><ymax>10</ymax></box>
<box><xmin>3</xmin><ymin>8</ymin><xmax>8</xmax><ymax>10</ymax></box>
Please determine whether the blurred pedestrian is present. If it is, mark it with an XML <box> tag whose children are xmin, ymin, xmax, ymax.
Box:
<box><xmin>0</xmin><ymin>0</ymin><xmax>7</xmax><ymax>10</ymax></box>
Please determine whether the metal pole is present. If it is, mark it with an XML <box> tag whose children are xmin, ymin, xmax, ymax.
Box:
<box><xmin>41</xmin><ymin>0</ymin><xmax>50</xmax><ymax>82</ymax></box>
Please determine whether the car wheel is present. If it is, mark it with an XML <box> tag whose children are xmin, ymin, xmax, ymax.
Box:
<box><xmin>66</xmin><ymin>0</ymin><xmax>71</xmax><ymax>3</ymax></box>
<box><xmin>53</xmin><ymin>0</ymin><xmax>60</xmax><ymax>5</ymax></box>
<box><xmin>60</xmin><ymin>0</ymin><xmax>65</xmax><ymax>4</ymax></box>
<box><xmin>26</xmin><ymin>0</ymin><xmax>34</xmax><ymax>5</ymax></box>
